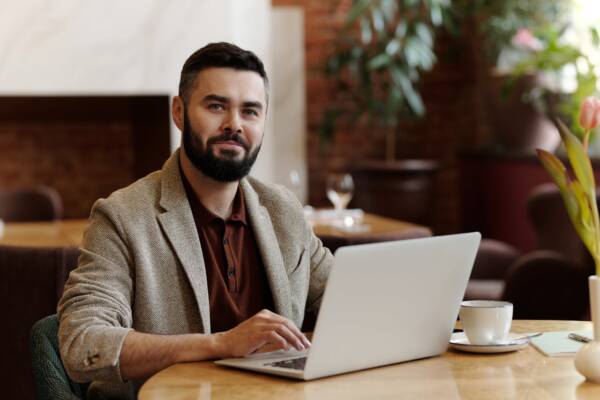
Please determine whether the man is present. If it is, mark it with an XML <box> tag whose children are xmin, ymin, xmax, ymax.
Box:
<box><xmin>58</xmin><ymin>42</ymin><xmax>333</xmax><ymax>398</ymax></box>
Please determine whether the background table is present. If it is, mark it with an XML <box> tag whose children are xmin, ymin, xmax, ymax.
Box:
<box><xmin>312</xmin><ymin>212</ymin><xmax>431</xmax><ymax>252</ymax></box>
<box><xmin>0</xmin><ymin>213</ymin><xmax>430</xmax><ymax>248</ymax></box>
<box><xmin>139</xmin><ymin>320</ymin><xmax>600</xmax><ymax>400</ymax></box>
<box><xmin>0</xmin><ymin>219</ymin><xmax>87</xmax><ymax>247</ymax></box>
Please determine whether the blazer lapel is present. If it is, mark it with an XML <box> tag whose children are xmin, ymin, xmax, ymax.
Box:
<box><xmin>157</xmin><ymin>151</ymin><xmax>211</xmax><ymax>333</ymax></box>
<box><xmin>241</xmin><ymin>180</ymin><xmax>293</xmax><ymax>320</ymax></box>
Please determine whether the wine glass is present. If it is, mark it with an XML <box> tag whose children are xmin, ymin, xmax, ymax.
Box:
<box><xmin>326</xmin><ymin>173</ymin><xmax>354</xmax><ymax>212</ymax></box>
<box><xmin>286</xmin><ymin>168</ymin><xmax>307</xmax><ymax>204</ymax></box>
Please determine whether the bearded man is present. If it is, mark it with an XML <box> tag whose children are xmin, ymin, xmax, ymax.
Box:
<box><xmin>58</xmin><ymin>42</ymin><xmax>333</xmax><ymax>399</ymax></box>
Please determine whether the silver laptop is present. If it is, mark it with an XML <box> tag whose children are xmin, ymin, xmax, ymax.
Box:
<box><xmin>215</xmin><ymin>232</ymin><xmax>481</xmax><ymax>380</ymax></box>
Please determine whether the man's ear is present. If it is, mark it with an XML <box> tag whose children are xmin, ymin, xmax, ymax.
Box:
<box><xmin>172</xmin><ymin>96</ymin><xmax>184</xmax><ymax>131</ymax></box>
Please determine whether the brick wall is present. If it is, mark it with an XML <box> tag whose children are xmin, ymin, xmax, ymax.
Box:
<box><xmin>273</xmin><ymin>0</ymin><xmax>489</xmax><ymax>234</ymax></box>
<box><xmin>0</xmin><ymin>96</ymin><xmax>170</xmax><ymax>219</ymax></box>
<box><xmin>0</xmin><ymin>122</ymin><xmax>134</xmax><ymax>218</ymax></box>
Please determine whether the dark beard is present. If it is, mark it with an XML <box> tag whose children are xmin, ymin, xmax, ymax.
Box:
<box><xmin>182</xmin><ymin>109</ymin><xmax>261</xmax><ymax>182</ymax></box>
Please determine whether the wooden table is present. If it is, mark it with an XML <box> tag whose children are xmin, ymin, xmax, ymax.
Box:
<box><xmin>312</xmin><ymin>212</ymin><xmax>431</xmax><ymax>240</ymax></box>
<box><xmin>0</xmin><ymin>219</ymin><xmax>88</xmax><ymax>247</ymax></box>
<box><xmin>0</xmin><ymin>213</ymin><xmax>430</xmax><ymax>248</ymax></box>
<box><xmin>139</xmin><ymin>321</ymin><xmax>600</xmax><ymax>400</ymax></box>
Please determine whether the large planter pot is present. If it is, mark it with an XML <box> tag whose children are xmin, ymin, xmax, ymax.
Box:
<box><xmin>486</xmin><ymin>72</ymin><xmax>560</xmax><ymax>154</ymax></box>
<box><xmin>350</xmin><ymin>159</ymin><xmax>439</xmax><ymax>226</ymax></box>
<box><xmin>575</xmin><ymin>275</ymin><xmax>600</xmax><ymax>382</ymax></box>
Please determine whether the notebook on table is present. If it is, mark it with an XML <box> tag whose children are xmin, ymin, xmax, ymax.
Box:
<box><xmin>215</xmin><ymin>232</ymin><xmax>481</xmax><ymax>380</ymax></box>
<box><xmin>531</xmin><ymin>330</ymin><xmax>593</xmax><ymax>357</ymax></box>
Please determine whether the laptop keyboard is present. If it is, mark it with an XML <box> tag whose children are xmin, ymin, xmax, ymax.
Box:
<box><xmin>265</xmin><ymin>357</ymin><xmax>307</xmax><ymax>370</ymax></box>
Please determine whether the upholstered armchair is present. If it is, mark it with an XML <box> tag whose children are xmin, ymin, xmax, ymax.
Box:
<box><xmin>31</xmin><ymin>314</ymin><xmax>89</xmax><ymax>399</ymax></box>
<box><xmin>464</xmin><ymin>183</ymin><xmax>594</xmax><ymax>320</ymax></box>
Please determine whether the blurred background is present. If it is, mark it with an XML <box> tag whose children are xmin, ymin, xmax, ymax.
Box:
<box><xmin>3</xmin><ymin>3</ymin><xmax>600</xmax><ymax>398</ymax></box>
<box><xmin>2</xmin><ymin>0</ymin><xmax>599</xmax><ymax>253</ymax></box>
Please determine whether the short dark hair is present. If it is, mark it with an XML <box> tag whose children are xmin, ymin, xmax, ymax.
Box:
<box><xmin>178</xmin><ymin>42</ymin><xmax>269</xmax><ymax>104</ymax></box>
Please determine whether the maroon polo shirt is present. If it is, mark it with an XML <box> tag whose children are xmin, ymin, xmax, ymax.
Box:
<box><xmin>181</xmin><ymin>173</ymin><xmax>275</xmax><ymax>333</ymax></box>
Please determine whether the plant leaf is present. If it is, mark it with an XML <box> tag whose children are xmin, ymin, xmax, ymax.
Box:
<box><xmin>415</xmin><ymin>23</ymin><xmax>433</xmax><ymax>47</ymax></box>
<box><xmin>536</xmin><ymin>149</ymin><xmax>569</xmax><ymax>191</ymax></box>
<box><xmin>557</xmin><ymin>118</ymin><xmax>596</xmax><ymax>193</ymax></box>
<box><xmin>346</xmin><ymin>0</ymin><xmax>371</xmax><ymax>25</ymax></box>
<box><xmin>360</xmin><ymin>16</ymin><xmax>372</xmax><ymax>44</ymax></box>
<box><xmin>395</xmin><ymin>21</ymin><xmax>408</xmax><ymax>38</ymax></box>
<box><xmin>371</xmin><ymin>8</ymin><xmax>385</xmax><ymax>37</ymax></box>
<box><xmin>368</xmin><ymin>53</ymin><xmax>391</xmax><ymax>70</ymax></box>
<box><xmin>381</xmin><ymin>0</ymin><xmax>397</xmax><ymax>22</ymax></box>
<box><xmin>569</xmin><ymin>180</ymin><xmax>598</xmax><ymax>256</ymax></box>
<box><xmin>385</xmin><ymin>39</ymin><xmax>401</xmax><ymax>56</ymax></box>
<box><xmin>430</xmin><ymin>3</ymin><xmax>443</xmax><ymax>26</ymax></box>
<box><xmin>390</xmin><ymin>67</ymin><xmax>425</xmax><ymax>116</ymax></box>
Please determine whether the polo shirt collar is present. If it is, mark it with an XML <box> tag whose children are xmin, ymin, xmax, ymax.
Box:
<box><xmin>180</xmin><ymin>167</ymin><xmax>248</xmax><ymax>226</ymax></box>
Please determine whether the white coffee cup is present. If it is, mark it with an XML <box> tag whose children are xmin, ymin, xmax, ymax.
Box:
<box><xmin>459</xmin><ymin>300</ymin><xmax>513</xmax><ymax>345</ymax></box>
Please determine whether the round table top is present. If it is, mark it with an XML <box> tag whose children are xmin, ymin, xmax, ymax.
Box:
<box><xmin>311</xmin><ymin>212</ymin><xmax>431</xmax><ymax>239</ymax></box>
<box><xmin>139</xmin><ymin>320</ymin><xmax>600</xmax><ymax>400</ymax></box>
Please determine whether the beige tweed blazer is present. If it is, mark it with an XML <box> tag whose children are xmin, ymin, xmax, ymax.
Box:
<box><xmin>57</xmin><ymin>149</ymin><xmax>333</xmax><ymax>396</ymax></box>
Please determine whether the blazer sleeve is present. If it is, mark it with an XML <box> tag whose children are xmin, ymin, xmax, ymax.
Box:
<box><xmin>305</xmin><ymin>230</ymin><xmax>334</xmax><ymax>313</ymax></box>
<box><xmin>57</xmin><ymin>198</ymin><xmax>134</xmax><ymax>384</ymax></box>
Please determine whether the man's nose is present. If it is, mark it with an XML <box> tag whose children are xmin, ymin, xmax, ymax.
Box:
<box><xmin>223</xmin><ymin>110</ymin><xmax>242</xmax><ymax>133</ymax></box>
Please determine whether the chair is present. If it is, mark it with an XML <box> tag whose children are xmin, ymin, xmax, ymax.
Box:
<box><xmin>527</xmin><ymin>183</ymin><xmax>594</xmax><ymax>266</ymax></box>
<box><xmin>0</xmin><ymin>186</ymin><xmax>63</xmax><ymax>222</ymax></box>
<box><xmin>0</xmin><ymin>245</ymin><xmax>80</xmax><ymax>400</ymax></box>
<box><xmin>464</xmin><ymin>183</ymin><xmax>594</xmax><ymax>320</ymax></box>
<box><xmin>502</xmin><ymin>251</ymin><xmax>590</xmax><ymax>319</ymax></box>
<box><xmin>465</xmin><ymin>239</ymin><xmax>522</xmax><ymax>301</ymax></box>
<box><xmin>31</xmin><ymin>314</ymin><xmax>89</xmax><ymax>400</ymax></box>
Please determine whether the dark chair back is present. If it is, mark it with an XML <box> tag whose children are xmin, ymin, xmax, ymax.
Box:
<box><xmin>0</xmin><ymin>245</ymin><xmax>80</xmax><ymax>400</ymax></box>
<box><xmin>502</xmin><ymin>250</ymin><xmax>590</xmax><ymax>320</ymax></box>
<box><xmin>0</xmin><ymin>186</ymin><xmax>63</xmax><ymax>222</ymax></box>
<box><xmin>463</xmin><ymin>239</ymin><xmax>521</xmax><ymax>301</ymax></box>
<box><xmin>527</xmin><ymin>183</ymin><xmax>595</xmax><ymax>267</ymax></box>
<box><xmin>31</xmin><ymin>314</ymin><xmax>89</xmax><ymax>400</ymax></box>
<box><xmin>470</xmin><ymin>239</ymin><xmax>521</xmax><ymax>280</ymax></box>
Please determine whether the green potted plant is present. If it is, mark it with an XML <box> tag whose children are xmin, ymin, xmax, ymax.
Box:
<box><xmin>475</xmin><ymin>0</ymin><xmax>570</xmax><ymax>65</ymax></box>
<box><xmin>473</xmin><ymin>0</ymin><xmax>599</xmax><ymax>152</ymax></box>
<box><xmin>537</xmin><ymin>97</ymin><xmax>600</xmax><ymax>382</ymax></box>
<box><xmin>322</xmin><ymin>0</ymin><xmax>452</xmax><ymax>224</ymax></box>
<box><xmin>324</xmin><ymin>0</ymin><xmax>452</xmax><ymax>161</ymax></box>
<box><xmin>508</xmin><ymin>25</ymin><xmax>599</xmax><ymax>140</ymax></box>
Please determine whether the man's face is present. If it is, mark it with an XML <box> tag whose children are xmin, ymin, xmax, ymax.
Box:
<box><xmin>181</xmin><ymin>67</ymin><xmax>267</xmax><ymax>182</ymax></box>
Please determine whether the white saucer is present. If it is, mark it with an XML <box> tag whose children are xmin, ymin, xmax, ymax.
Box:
<box><xmin>449</xmin><ymin>332</ymin><xmax>530</xmax><ymax>354</ymax></box>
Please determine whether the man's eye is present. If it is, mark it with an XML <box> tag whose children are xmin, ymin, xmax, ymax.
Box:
<box><xmin>243</xmin><ymin>109</ymin><xmax>259</xmax><ymax>116</ymax></box>
<box><xmin>208</xmin><ymin>103</ymin><xmax>225</xmax><ymax>111</ymax></box>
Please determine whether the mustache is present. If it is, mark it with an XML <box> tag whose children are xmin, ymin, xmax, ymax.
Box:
<box><xmin>207</xmin><ymin>133</ymin><xmax>249</xmax><ymax>151</ymax></box>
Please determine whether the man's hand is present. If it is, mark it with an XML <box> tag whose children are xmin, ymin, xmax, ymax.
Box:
<box><xmin>215</xmin><ymin>309</ymin><xmax>311</xmax><ymax>357</ymax></box>
<box><xmin>119</xmin><ymin>310</ymin><xmax>309</xmax><ymax>380</ymax></box>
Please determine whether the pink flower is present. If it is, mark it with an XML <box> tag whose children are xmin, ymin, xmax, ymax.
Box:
<box><xmin>579</xmin><ymin>96</ymin><xmax>600</xmax><ymax>130</ymax></box>
<box><xmin>511</xmin><ymin>28</ymin><xmax>543</xmax><ymax>51</ymax></box>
